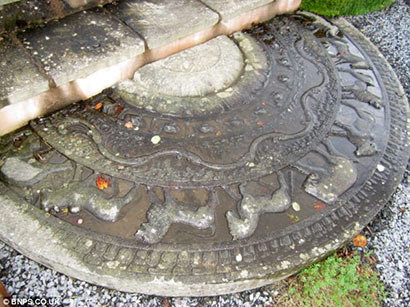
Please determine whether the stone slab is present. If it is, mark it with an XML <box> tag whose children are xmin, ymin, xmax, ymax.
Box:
<box><xmin>18</xmin><ymin>9</ymin><xmax>145</xmax><ymax>87</ymax></box>
<box><xmin>110</xmin><ymin>0</ymin><xmax>219</xmax><ymax>50</ymax></box>
<box><xmin>201</xmin><ymin>0</ymin><xmax>273</xmax><ymax>20</ymax></box>
<box><xmin>0</xmin><ymin>36</ymin><xmax>49</xmax><ymax>106</ymax></box>
<box><xmin>0</xmin><ymin>0</ymin><xmax>115</xmax><ymax>34</ymax></box>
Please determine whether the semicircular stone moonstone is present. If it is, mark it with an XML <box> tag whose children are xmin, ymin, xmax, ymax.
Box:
<box><xmin>127</xmin><ymin>35</ymin><xmax>244</xmax><ymax>97</ymax></box>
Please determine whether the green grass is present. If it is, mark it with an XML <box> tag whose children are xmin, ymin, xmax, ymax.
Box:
<box><xmin>287</xmin><ymin>252</ymin><xmax>386</xmax><ymax>306</ymax></box>
<box><xmin>300</xmin><ymin>0</ymin><xmax>393</xmax><ymax>16</ymax></box>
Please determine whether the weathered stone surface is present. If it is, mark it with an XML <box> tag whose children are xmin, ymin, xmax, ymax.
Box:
<box><xmin>0</xmin><ymin>36</ymin><xmax>49</xmax><ymax>106</ymax></box>
<box><xmin>18</xmin><ymin>9</ymin><xmax>145</xmax><ymax>87</ymax></box>
<box><xmin>202</xmin><ymin>0</ymin><xmax>273</xmax><ymax>20</ymax></box>
<box><xmin>115</xmin><ymin>32</ymin><xmax>268</xmax><ymax>116</ymax></box>
<box><xmin>0</xmin><ymin>16</ymin><xmax>409</xmax><ymax>296</ymax></box>
<box><xmin>1</xmin><ymin>157</ymin><xmax>42</xmax><ymax>183</ymax></box>
<box><xmin>0</xmin><ymin>0</ymin><xmax>302</xmax><ymax>136</ymax></box>
<box><xmin>110</xmin><ymin>0</ymin><xmax>219</xmax><ymax>49</ymax></box>
<box><xmin>119</xmin><ymin>35</ymin><xmax>244</xmax><ymax>97</ymax></box>
<box><xmin>0</xmin><ymin>0</ymin><xmax>115</xmax><ymax>34</ymax></box>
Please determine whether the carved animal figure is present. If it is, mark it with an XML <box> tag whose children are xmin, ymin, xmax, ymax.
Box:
<box><xmin>135</xmin><ymin>189</ymin><xmax>219</xmax><ymax>244</ymax></box>
<box><xmin>226</xmin><ymin>172</ymin><xmax>291</xmax><ymax>240</ymax></box>
<box><xmin>333</xmin><ymin>40</ymin><xmax>370</xmax><ymax>69</ymax></box>
<box><xmin>296</xmin><ymin>11</ymin><xmax>340</xmax><ymax>37</ymax></box>
<box><xmin>332</xmin><ymin>101</ymin><xmax>378</xmax><ymax>157</ymax></box>
<box><xmin>342</xmin><ymin>81</ymin><xmax>382</xmax><ymax>109</ymax></box>
<box><xmin>40</xmin><ymin>181</ymin><xmax>137</xmax><ymax>222</ymax></box>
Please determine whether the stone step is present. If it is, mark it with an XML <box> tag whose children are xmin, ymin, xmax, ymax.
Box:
<box><xmin>0</xmin><ymin>0</ymin><xmax>301</xmax><ymax>135</ymax></box>
<box><xmin>0</xmin><ymin>0</ymin><xmax>115</xmax><ymax>34</ymax></box>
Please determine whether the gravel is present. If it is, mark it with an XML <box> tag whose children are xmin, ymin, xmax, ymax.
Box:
<box><xmin>345</xmin><ymin>2</ymin><xmax>410</xmax><ymax>304</ymax></box>
<box><xmin>1</xmin><ymin>0</ymin><xmax>409</xmax><ymax>306</ymax></box>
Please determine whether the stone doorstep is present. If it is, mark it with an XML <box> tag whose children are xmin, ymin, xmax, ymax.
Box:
<box><xmin>0</xmin><ymin>0</ymin><xmax>302</xmax><ymax>136</ymax></box>
<box><xmin>18</xmin><ymin>9</ymin><xmax>145</xmax><ymax>88</ymax></box>
<box><xmin>0</xmin><ymin>0</ymin><xmax>116</xmax><ymax>34</ymax></box>
<box><xmin>110</xmin><ymin>0</ymin><xmax>220</xmax><ymax>50</ymax></box>
<box><xmin>0</xmin><ymin>36</ymin><xmax>49</xmax><ymax>108</ymax></box>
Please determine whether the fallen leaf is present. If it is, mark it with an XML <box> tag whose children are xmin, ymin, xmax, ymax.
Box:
<box><xmin>94</xmin><ymin>102</ymin><xmax>103</xmax><ymax>111</ymax></box>
<box><xmin>314</xmin><ymin>201</ymin><xmax>326</xmax><ymax>211</ymax></box>
<box><xmin>353</xmin><ymin>234</ymin><xmax>368</xmax><ymax>248</ymax></box>
<box><xmin>124</xmin><ymin>121</ymin><xmax>133</xmax><ymax>129</ymax></box>
<box><xmin>114</xmin><ymin>105</ymin><xmax>124</xmax><ymax>114</ymax></box>
<box><xmin>215</xmin><ymin>131</ymin><xmax>222</xmax><ymax>136</ymax></box>
<box><xmin>96</xmin><ymin>175</ymin><xmax>111</xmax><ymax>190</ymax></box>
<box><xmin>257</xmin><ymin>121</ymin><xmax>264</xmax><ymax>127</ymax></box>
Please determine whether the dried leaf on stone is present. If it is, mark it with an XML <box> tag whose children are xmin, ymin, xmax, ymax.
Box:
<box><xmin>314</xmin><ymin>201</ymin><xmax>326</xmax><ymax>211</ymax></box>
<box><xmin>353</xmin><ymin>234</ymin><xmax>368</xmax><ymax>248</ymax></box>
<box><xmin>94</xmin><ymin>102</ymin><xmax>103</xmax><ymax>111</ymax></box>
<box><xmin>114</xmin><ymin>105</ymin><xmax>124</xmax><ymax>114</ymax></box>
<box><xmin>96</xmin><ymin>175</ymin><xmax>110</xmax><ymax>190</ymax></box>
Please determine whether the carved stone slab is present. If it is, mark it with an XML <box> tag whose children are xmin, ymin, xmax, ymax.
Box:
<box><xmin>0</xmin><ymin>16</ymin><xmax>408</xmax><ymax>296</ymax></box>
<box><xmin>109</xmin><ymin>0</ymin><xmax>219</xmax><ymax>49</ymax></box>
<box><xmin>124</xmin><ymin>35</ymin><xmax>245</xmax><ymax>97</ymax></box>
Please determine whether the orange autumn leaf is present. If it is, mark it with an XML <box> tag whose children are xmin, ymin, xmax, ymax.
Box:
<box><xmin>114</xmin><ymin>105</ymin><xmax>124</xmax><ymax>114</ymax></box>
<box><xmin>314</xmin><ymin>201</ymin><xmax>326</xmax><ymax>211</ymax></box>
<box><xmin>96</xmin><ymin>175</ymin><xmax>110</xmax><ymax>190</ymax></box>
<box><xmin>353</xmin><ymin>234</ymin><xmax>368</xmax><ymax>248</ymax></box>
<box><xmin>94</xmin><ymin>102</ymin><xmax>103</xmax><ymax>111</ymax></box>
